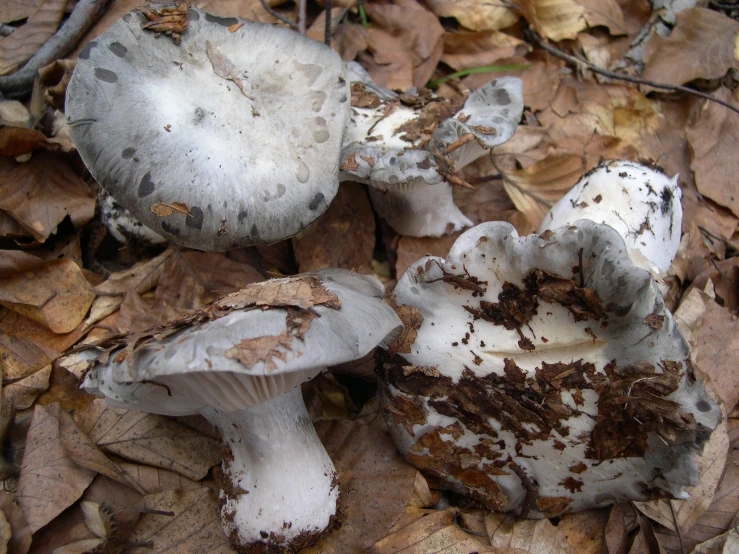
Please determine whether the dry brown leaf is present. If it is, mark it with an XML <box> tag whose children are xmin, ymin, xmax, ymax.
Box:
<box><xmin>0</xmin><ymin>510</ymin><xmax>11</xmax><ymax>553</ymax></box>
<box><xmin>75</xmin><ymin>399</ymin><xmax>221</xmax><ymax>482</ymax></box>
<box><xmin>0</xmin><ymin>308</ymin><xmax>86</xmax><ymax>358</ymax></box>
<box><xmin>0</xmin><ymin>153</ymin><xmax>95</xmax><ymax>242</ymax></box>
<box><xmin>396</xmin><ymin>233</ymin><xmax>459</xmax><ymax>279</ymax></box>
<box><xmin>642</xmin><ymin>8</ymin><xmax>739</xmax><ymax>86</ymax></box>
<box><xmin>303</xmin><ymin>373</ymin><xmax>358</xmax><ymax>421</ymax></box>
<box><xmin>638</xmin><ymin>417</ymin><xmax>731</xmax><ymax>543</ymax></box>
<box><xmin>293</xmin><ymin>182</ymin><xmax>375</xmax><ymax>274</ymax></box>
<box><xmin>577</xmin><ymin>0</ymin><xmax>627</xmax><ymax>35</ymax></box>
<box><xmin>2</xmin><ymin>364</ymin><xmax>51</xmax><ymax>410</ymax></box>
<box><xmin>499</xmin><ymin>154</ymin><xmax>586</xmax><ymax>226</ymax></box>
<box><xmin>117</xmin><ymin>462</ymin><xmax>202</xmax><ymax>495</ymax></box>
<box><xmin>303</xmin><ymin>412</ymin><xmax>417</xmax><ymax>553</ymax></box>
<box><xmin>442</xmin><ymin>30</ymin><xmax>530</xmax><ymax>71</ymax></box>
<box><xmin>127</xmin><ymin>488</ymin><xmax>233</xmax><ymax>554</ymax></box>
<box><xmin>694</xmin><ymin>301</ymin><xmax>739</xmax><ymax>411</ymax></box>
<box><xmin>359</xmin><ymin>0</ymin><xmax>444</xmax><ymax>90</ymax></box>
<box><xmin>605</xmin><ymin>503</ymin><xmax>638</xmax><ymax>554</ymax></box>
<box><xmin>0</xmin><ymin>333</ymin><xmax>51</xmax><ymax>380</ymax></box>
<box><xmin>0</xmin><ymin>0</ymin><xmax>41</xmax><ymax>24</ymax></box>
<box><xmin>16</xmin><ymin>404</ymin><xmax>96</xmax><ymax>533</ymax></box>
<box><xmin>0</xmin><ymin>210</ymin><xmax>28</xmax><ymax>239</ymax></box>
<box><xmin>0</xmin><ymin>127</ymin><xmax>57</xmax><ymax>158</ymax></box>
<box><xmin>0</xmin><ymin>0</ymin><xmax>66</xmax><ymax>76</ymax></box>
<box><xmin>425</xmin><ymin>0</ymin><xmax>517</xmax><ymax>31</ymax></box>
<box><xmin>686</xmin><ymin>88</ymin><xmax>739</xmax><ymax>218</ymax></box>
<box><xmin>0</xmin><ymin>491</ymin><xmax>31</xmax><ymax>554</ymax></box>
<box><xmin>515</xmin><ymin>0</ymin><xmax>587</xmax><ymax>42</ymax></box>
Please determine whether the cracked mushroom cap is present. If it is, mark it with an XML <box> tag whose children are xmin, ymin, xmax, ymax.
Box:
<box><xmin>380</xmin><ymin>220</ymin><xmax>720</xmax><ymax>517</ymax></box>
<box><xmin>81</xmin><ymin>269</ymin><xmax>402</xmax><ymax>415</ymax></box>
<box><xmin>66</xmin><ymin>7</ymin><xmax>350</xmax><ymax>250</ymax></box>
<box><xmin>539</xmin><ymin>161</ymin><xmax>682</xmax><ymax>275</ymax></box>
<box><xmin>339</xmin><ymin>70</ymin><xmax>523</xmax><ymax>236</ymax></box>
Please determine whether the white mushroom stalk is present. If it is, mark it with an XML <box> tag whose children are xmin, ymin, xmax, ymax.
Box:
<box><xmin>79</xmin><ymin>270</ymin><xmax>403</xmax><ymax>551</ymax></box>
<box><xmin>66</xmin><ymin>7</ymin><xmax>350</xmax><ymax>250</ymax></box>
<box><xmin>380</xmin><ymin>221</ymin><xmax>720</xmax><ymax>518</ymax></box>
<box><xmin>341</xmin><ymin>63</ymin><xmax>523</xmax><ymax>237</ymax></box>
<box><xmin>539</xmin><ymin>160</ymin><xmax>682</xmax><ymax>276</ymax></box>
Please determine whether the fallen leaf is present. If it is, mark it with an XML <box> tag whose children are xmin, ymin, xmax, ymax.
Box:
<box><xmin>0</xmin><ymin>252</ymin><xmax>95</xmax><ymax>334</ymax></box>
<box><xmin>0</xmin><ymin>333</ymin><xmax>51</xmax><ymax>380</ymax></box>
<box><xmin>396</xmin><ymin>233</ymin><xmax>458</xmax><ymax>278</ymax></box>
<box><xmin>577</xmin><ymin>0</ymin><xmax>627</xmax><ymax>36</ymax></box>
<box><xmin>605</xmin><ymin>503</ymin><xmax>638</xmax><ymax>554</ymax></box>
<box><xmin>117</xmin><ymin>463</ymin><xmax>202</xmax><ymax>495</ymax></box>
<box><xmin>0</xmin><ymin>491</ymin><xmax>31</xmax><ymax>554</ymax></box>
<box><xmin>516</xmin><ymin>0</ymin><xmax>587</xmax><ymax>42</ymax></box>
<box><xmin>694</xmin><ymin>301</ymin><xmax>739</xmax><ymax>411</ymax></box>
<box><xmin>642</xmin><ymin>8</ymin><xmax>739</xmax><ymax>86</ymax></box>
<box><xmin>686</xmin><ymin>88</ymin><xmax>739</xmax><ymax>218</ymax></box>
<box><xmin>303</xmin><ymin>412</ymin><xmax>418</xmax><ymax>553</ymax></box>
<box><xmin>293</xmin><ymin>182</ymin><xmax>375</xmax><ymax>274</ymax></box>
<box><xmin>15</xmin><ymin>404</ymin><xmax>96</xmax><ymax>533</ymax></box>
<box><xmin>425</xmin><ymin>0</ymin><xmax>517</xmax><ymax>31</ymax></box>
<box><xmin>75</xmin><ymin>399</ymin><xmax>221</xmax><ymax>482</ymax></box>
<box><xmin>127</xmin><ymin>488</ymin><xmax>233</xmax><ymax>554</ymax></box>
<box><xmin>0</xmin><ymin>152</ymin><xmax>95</xmax><ymax>242</ymax></box>
<box><xmin>0</xmin><ymin>510</ymin><xmax>10</xmax><ymax>553</ymax></box>
<box><xmin>0</xmin><ymin>127</ymin><xmax>57</xmax><ymax>158</ymax></box>
<box><xmin>2</xmin><ymin>364</ymin><xmax>51</xmax><ymax>410</ymax></box>
<box><xmin>0</xmin><ymin>0</ymin><xmax>41</xmax><ymax>24</ymax></box>
<box><xmin>0</xmin><ymin>0</ymin><xmax>66</xmax><ymax>75</ymax></box>
<box><xmin>0</xmin><ymin>308</ymin><xmax>86</xmax><ymax>358</ymax></box>
<box><xmin>442</xmin><ymin>30</ymin><xmax>530</xmax><ymax>71</ymax></box>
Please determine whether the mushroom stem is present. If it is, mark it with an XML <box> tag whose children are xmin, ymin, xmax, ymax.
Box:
<box><xmin>200</xmin><ymin>386</ymin><xmax>338</xmax><ymax>552</ymax></box>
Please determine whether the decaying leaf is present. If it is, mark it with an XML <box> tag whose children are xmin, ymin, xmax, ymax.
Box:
<box><xmin>206</xmin><ymin>41</ymin><xmax>254</xmax><ymax>100</ymax></box>
<box><xmin>16</xmin><ymin>404</ymin><xmax>96</xmax><ymax>533</ymax></box>
<box><xmin>516</xmin><ymin>0</ymin><xmax>587</xmax><ymax>42</ymax></box>
<box><xmin>441</xmin><ymin>30</ymin><xmax>530</xmax><ymax>71</ymax></box>
<box><xmin>0</xmin><ymin>333</ymin><xmax>51</xmax><ymax>381</ymax></box>
<box><xmin>118</xmin><ymin>462</ymin><xmax>202</xmax><ymax>495</ymax></box>
<box><xmin>0</xmin><ymin>0</ymin><xmax>66</xmax><ymax>75</ymax></box>
<box><xmin>75</xmin><ymin>399</ymin><xmax>221</xmax><ymax>482</ymax></box>
<box><xmin>642</xmin><ymin>8</ymin><xmax>739</xmax><ymax>87</ymax></box>
<box><xmin>425</xmin><ymin>0</ymin><xmax>517</xmax><ymax>31</ymax></box>
<box><xmin>0</xmin><ymin>252</ymin><xmax>95</xmax><ymax>334</ymax></box>
<box><xmin>2</xmin><ymin>364</ymin><xmax>51</xmax><ymax>410</ymax></box>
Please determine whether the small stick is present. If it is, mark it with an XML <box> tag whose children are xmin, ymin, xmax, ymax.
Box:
<box><xmin>521</xmin><ymin>23</ymin><xmax>739</xmax><ymax>117</ymax></box>
<box><xmin>258</xmin><ymin>0</ymin><xmax>298</xmax><ymax>29</ymax></box>
<box><xmin>297</xmin><ymin>0</ymin><xmax>307</xmax><ymax>35</ymax></box>
<box><xmin>324</xmin><ymin>0</ymin><xmax>332</xmax><ymax>46</ymax></box>
<box><xmin>443</xmin><ymin>133</ymin><xmax>476</xmax><ymax>155</ymax></box>
<box><xmin>0</xmin><ymin>0</ymin><xmax>112</xmax><ymax>99</ymax></box>
<box><xmin>668</xmin><ymin>500</ymin><xmax>687</xmax><ymax>554</ymax></box>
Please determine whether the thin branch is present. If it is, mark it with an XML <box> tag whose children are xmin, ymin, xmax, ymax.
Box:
<box><xmin>258</xmin><ymin>0</ymin><xmax>298</xmax><ymax>29</ymax></box>
<box><xmin>298</xmin><ymin>0</ymin><xmax>307</xmax><ymax>35</ymax></box>
<box><xmin>522</xmin><ymin>23</ymin><xmax>739</xmax><ymax>117</ymax></box>
<box><xmin>0</xmin><ymin>0</ymin><xmax>112</xmax><ymax>99</ymax></box>
<box><xmin>668</xmin><ymin>500</ymin><xmax>687</xmax><ymax>554</ymax></box>
<box><xmin>324</xmin><ymin>0</ymin><xmax>332</xmax><ymax>46</ymax></box>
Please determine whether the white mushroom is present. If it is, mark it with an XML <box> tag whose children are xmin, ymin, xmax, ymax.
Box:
<box><xmin>341</xmin><ymin>64</ymin><xmax>523</xmax><ymax>237</ymax></box>
<box><xmin>66</xmin><ymin>7</ymin><xmax>350</xmax><ymax>250</ymax></box>
<box><xmin>380</xmin><ymin>221</ymin><xmax>720</xmax><ymax>518</ymax></box>
<box><xmin>80</xmin><ymin>270</ymin><xmax>402</xmax><ymax>551</ymax></box>
<box><xmin>539</xmin><ymin>161</ymin><xmax>682</xmax><ymax>276</ymax></box>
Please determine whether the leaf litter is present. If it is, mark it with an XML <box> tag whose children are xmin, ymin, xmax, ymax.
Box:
<box><xmin>0</xmin><ymin>0</ymin><xmax>738</xmax><ymax>552</ymax></box>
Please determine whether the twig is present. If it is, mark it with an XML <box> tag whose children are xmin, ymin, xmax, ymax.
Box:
<box><xmin>0</xmin><ymin>23</ymin><xmax>15</xmax><ymax>37</ymax></box>
<box><xmin>298</xmin><ymin>0</ymin><xmax>307</xmax><ymax>35</ymax></box>
<box><xmin>0</xmin><ymin>0</ymin><xmax>111</xmax><ymax>99</ymax></box>
<box><xmin>521</xmin><ymin>23</ymin><xmax>739</xmax><ymax>117</ymax></box>
<box><xmin>258</xmin><ymin>0</ymin><xmax>297</xmax><ymax>29</ymax></box>
<box><xmin>324</xmin><ymin>0</ymin><xmax>332</xmax><ymax>46</ymax></box>
<box><xmin>668</xmin><ymin>500</ymin><xmax>687</xmax><ymax>554</ymax></box>
<box><xmin>507</xmin><ymin>459</ymin><xmax>538</xmax><ymax>519</ymax></box>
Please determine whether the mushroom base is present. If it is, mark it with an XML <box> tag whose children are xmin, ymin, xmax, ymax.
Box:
<box><xmin>201</xmin><ymin>387</ymin><xmax>339</xmax><ymax>552</ymax></box>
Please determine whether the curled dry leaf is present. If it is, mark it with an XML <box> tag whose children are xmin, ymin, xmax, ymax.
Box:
<box><xmin>441</xmin><ymin>30</ymin><xmax>530</xmax><ymax>72</ymax></box>
<box><xmin>0</xmin><ymin>252</ymin><xmax>95</xmax><ymax>334</ymax></box>
<box><xmin>302</xmin><ymin>412</ymin><xmax>418</xmax><ymax>553</ymax></box>
<box><xmin>74</xmin><ymin>399</ymin><xmax>221</xmax><ymax>482</ymax></box>
<box><xmin>516</xmin><ymin>0</ymin><xmax>588</xmax><ymax>42</ymax></box>
<box><xmin>0</xmin><ymin>0</ymin><xmax>66</xmax><ymax>76</ymax></box>
<box><xmin>695</xmin><ymin>301</ymin><xmax>739</xmax><ymax>412</ymax></box>
<box><xmin>642</xmin><ymin>8</ymin><xmax>739</xmax><ymax>87</ymax></box>
<box><xmin>0</xmin><ymin>307</ymin><xmax>86</xmax><ymax>360</ymax></box>
<box><xmin>127</xmin><ymin>488</ymin><xmax>233</xmax><ymax>554</ymax></box>
<box><xmin>425</xmin><ymin>0</ymin><xmax>517</xmax><ymax>31</ymax></box>
<box><xmin>16</xmin><ymin>404</ymin><xmax>96</xmax><ymax>534</ymax></box>
<box><xmin>0</xmin><ymin>491</ymin><xmax>31</xmax><ymax>554</ymax></box>
<box><xmin>0</xmin><ymin>153</ymin><xmax>95</xmax><ymax>242</ymax></box>
<box><xmin>2</xmin><ymin>365</ymin><xmax>51</xmax><ymax>410</ymax></box>
<box><xmin>0</xmin><ymin>333</ymin><xmax>51</xmax><ymax>380</ymax></box>
<box><xmin>293</xmin><ymin>182</ymin><xmax>375</xmax><ymax>275</ymax></box>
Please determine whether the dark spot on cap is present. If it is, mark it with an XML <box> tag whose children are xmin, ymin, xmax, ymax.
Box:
<box><xmin>617</xmin><ymin>275</ymin><xmax>627</xmax><ymax>287</ymax></box>
<box><xmin>193</xmin><ymin>107</ymin><xmax>205</xmax><ymax>124</ymax></box>
<box><xmin>186</xmin><ymin>8</ymin><xmax>200</xmax><ymax>20</ymax></box>
<box><xmin>696</xmin><ymin>400</ymin><xmax>712</xmax><ymax>412</ymax></box>
<box><xmin>161</xmin><ymin>222</ymin><xmax>180</xmax><ymax>235</ymax></box>
<box><xmin>417</xmin><ymin>158</ymin><xmax>432</xmax><ymax>169</ymax></box>
<box><xmin>94</xmin><ymin>68</ymin><xmax>118</xmax><ymax>83</ymax></box>
<box><xmin>494</xmin><ymin>88</ymin><xmax>511</xmax><ymax>105</ymax></box>
<box><xmin>205</xmin><ymin>13</ymin><xmax>238</xmax><ymax>26</ymax></box>
<box><xmin>389</xmin><ymin>157</ymin><xmax>396</xmax><ymax>165</ymax></box>
<box><xmin>121</xmin><ymin>147</ymin><xmax>136</xmax><ymax>159</ymax></box>
<box><xmin>238</xmin><ymin>210</ymin><xmax>247</xmax><ymax>223</ymax></box>
<box><xmin>660</xmin><ymin>186</ymin><xmax>673</xmax><ymax>215</ymax></box>
<box><xmin>122</xmin><ymin>12</ymin><xmax>133</xmax><ymax>22</ymax></box>
<box><xmin>108</xmin><ymin>42</ymin><xmax>127</xmax><ymax>57</ymax></box>
<box><xmin>250</xmin><ymin>224</ymin><xmax>259</xmax><ymax>237</ymax></box>
<box><xmin>260</xmin><ymin>531</ymin><xmax>268</xmax><ymax>539</ymax></box>
<box><xmin>79</xmin><ymin>41</ymin><xmax>98</xmax><ymax>60</ymax></box>
<box><xmin>309</xmin><ymin>193</ymin><xmax>324</xmax><ymax>210</ymax></box>
<box><xmin>186</xmin><ymin>206</ymin><xmax>204</xmax><ymax>230</ymax></box>
<box><xmin>138</xmin><ymin>172</ymin><xmax>155</xmax><ymax>197</ymax></box>
<box><xmin>339</xmin><ymin>95</ymin><xmax>348</xmax><ymax>103</ymax></box>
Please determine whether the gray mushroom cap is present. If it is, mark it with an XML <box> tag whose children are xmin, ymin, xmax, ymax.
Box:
<box><xmin>82</xmin><ymin>269</ymin><xmax>402</xmax><ymax>415</ymax></box>
<box><xmin>66</xmin><ymin>8</ymin><xmax>350</xmax><ymax>250</ymax></box>
<box><xmin>380</xmin><ymin>220</ymin><xmax>721</xmax><ymax>517</ymax></box>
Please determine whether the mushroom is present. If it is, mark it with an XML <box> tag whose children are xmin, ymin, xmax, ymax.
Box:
<box><xmin>79</xmin><ymin>269</ymin><xmax>403</xmax><ymax>551</ymax></box>
<box><xmin>341</xmin><ymin>64</ymin><xmax>523</xmax><ymax>236</ymax></box>
<box><xmin>66</xmin><ymin>7</ymin><xmax>350</xmax><ymax>251</ymax></box>
<box><xmin>379</xmin><ymin>221</ymin><xmax>720</xmax><ymax>518</ymax></box>
<box><xmin>539</xmin><ymin>160</ymin><xmax>682</xmax><ymax>276</ymax></box>
<box><xmin>99</xmin><ymin>188</ymin><xmax>167</xmax><ymax>247</ymax></box>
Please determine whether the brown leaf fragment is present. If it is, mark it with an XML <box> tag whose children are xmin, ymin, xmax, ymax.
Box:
<box><xmin>388</xmin><ymin>304</ymin><xmax>424</xmax><ymax>355</ymax></box>
<box><xmin>0</xmin><ymin>0</ymin><xmax>66</xmax><ymax>75</ymax></box>
<box><xmin>644</xmin><ymin>312</ymin><xmax>665</xmax><ymax>330</ymax></box>
<box><xmin>0</xmin><ymin>152</ymin><xmax>95</xmax><ymax>241</ymax></box>
<box><xmin>536</xmin><ymin>496</ymin><xmax>574</xmax><ymax>518</ymax></box>
<box><xmin>2</xmin><ymin>364</ymin><xmax>51</xmax><ymax>410</ymax></box>
<box><xmin>425</xmin><ymin>0</ymin><xmax>517</xmax><ymax>31</ymax></box>
<box><xmin>206</xmin><ymin>40</ymin><xmax>254</xmax><ymax>100</ymax></box>
<box><xmin>0</xmin><ymin>491</ymin><xmax>31</xmax><ymax>554</ymax></box>
<box><xmin>605</xmin><ymin>503</ymin><xmax>637</xmax><ymax>554</ymax></box>
<box><xmin>643</xmin><ymin>8</ymin><xmax>739</xmax><ymax>87</ymax></box>
<box><xmin>225</xmin><ymin>331</ymin><xmax>293</xmax><ymax>372</ymax></box>
<box><xmin>16</xmin><ymin>404</ymin><xmax>96</xmax><ymax>533</ymax></box>
<box><xmin>341</xmin><ymin>152</ymin><xmax>358</xmax><ymax>171</ymax></box>
<box><xmin>516</xmin><ymin>0</ymin><xmax>587</xmax><ymax>42</ymax></box>
<box><xmin>148</xmin><ymin>201</ymin><xmax>190</xmax><ymax>218</ymax></box>
<box><xmin>75</xmin><ymin>399</ymin><xmax>221</xmax><ymax>482</ymax></box>
<box><xmin>0</xmin><ymin>333</ymin><xmax>51</xmax><ymax>380</ymax></box>
<box><xmin>117</xmin><ymin>462</ymin><xmax>202</xmax><ymax>495</ymax></box>
<box><xmin>127</xmin><ymin>488</ymin><xmax>233</xmax><ymax>554</ymax></box>
<box><xmin>217</xmin><ymin>274</ymin><xmax>340</xmax><ymax>312</ymax></box>
<box><xmin>485</xmin><ymin>511</ymin><xmax>573</xmax><ymax>552</ymax></box>
<box><xmin>351</xmin><ymin>81</ymin><xmax>381</xmax><ymax>108</ymax></box>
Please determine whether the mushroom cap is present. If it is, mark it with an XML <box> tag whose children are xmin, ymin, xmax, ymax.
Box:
<box><xmin>82</xmin><ymin>270</ymin><xmax>402</xmax><ymax>415</ymax></box>
<box><xmin>66</xmin><ymin>8</ymin><xmax>350</xmax><ymax>250</ymax></box>
<box><xmin>539</xmin><ymin>161</ymin><xmax>682</xmax><ymax>274</ymax></box>
<box><xmin>380</xmin><ymin>221</ymin><xmax>720</xmax><ymax>517</ymax></box>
